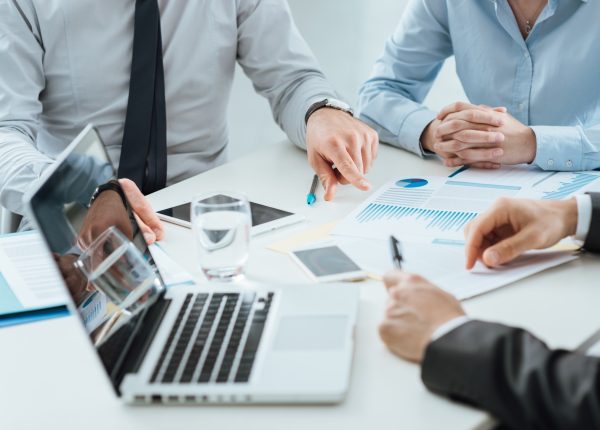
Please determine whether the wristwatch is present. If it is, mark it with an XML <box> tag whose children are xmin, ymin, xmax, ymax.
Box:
<box><xmin>88</xmin><ymin>179</ymin><xmax>128</xmax><ymax>209</ymax></box>
<box><xmin>305</xmin><ymin>98</ymin><xmax>354</xmax><ymax>124</ymax></box>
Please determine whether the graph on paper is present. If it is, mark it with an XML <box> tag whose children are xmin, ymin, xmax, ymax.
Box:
<box><xmin>334</xmin><ymin>170</ymin><xmax>600</xmax><ymax>245</ymax></box>
<box><xmin>334</xmin><ymin>177</ymin><xmax>494</xmax><ymax>243</ymax></box>
<box><xmin>540</xmin><ymin>173</ymin><xmax>600</xmax><ymax>200</ymax></box>
<box><xmin>451</xmin><ymin>166</ymin><xmax>600</xmax><ymax>201</ymax></box>
<box><xmin>355</xmin><ymin>204</ymin><xmax>478</xmax><ymax>233</ymax></box>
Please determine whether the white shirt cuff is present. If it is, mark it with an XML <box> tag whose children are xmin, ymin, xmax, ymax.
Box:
<box><xmin>575</xmin><ymin>194</ymin><xmax>593</xmax><ymax>242</ymax></box>
<box><xmin>430</xmin><ymin>315</ymin><xmax>471</xmax><ymax>342</ymax></box>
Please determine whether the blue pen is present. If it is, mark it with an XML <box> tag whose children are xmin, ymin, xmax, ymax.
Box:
<box><xmin>306</xmin><ymin>174</ymin><xmax>319</xmax><ymax>205</ymax></box>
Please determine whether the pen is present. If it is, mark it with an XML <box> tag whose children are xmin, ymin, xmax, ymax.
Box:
<box><xmin>389</xmin><ymin>235</ymin><xmax>403</xmax><ymax>269</ymax></box>
<box><xmin>306</xmin><ymin>174</ymin><xmax>319</xmax><ymax>206</ymax></box>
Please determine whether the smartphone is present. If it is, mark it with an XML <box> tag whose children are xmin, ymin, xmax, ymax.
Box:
<box><xmin>290</xmin><ymin>245</ymin><xmax>367</xmax><ymax>282</ymax></box>
<box><xmin>157</xmin><ymin>195</ymin><xmax>305</xmax><ymax>236</ymax></box>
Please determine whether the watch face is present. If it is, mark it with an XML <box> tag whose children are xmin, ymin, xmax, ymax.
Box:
<box><xmin>326</xmin><ymin>99</ymin><xmax>354</xmax><ymax>114</ymax></box>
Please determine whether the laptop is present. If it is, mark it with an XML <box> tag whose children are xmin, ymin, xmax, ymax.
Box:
<box><xmin>24</xmin><ymin>125</ymin><xmax>359</xmax><ymax>404</ymax></box>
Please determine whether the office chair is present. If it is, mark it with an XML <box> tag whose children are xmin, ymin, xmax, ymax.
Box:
<box><xmin>0</xmin><ymin>207</ymin><xmax>22</xmax><ymax>234</ymax></box>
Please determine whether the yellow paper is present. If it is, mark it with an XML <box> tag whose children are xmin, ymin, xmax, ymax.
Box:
<box><xmin>550</xmin><ymin>239</ymin><xmax>582</xmax><ymax>252</ymax></box>
<box><xmin>267</xmin><ymin>221</ymin><xmax>338</xmax><ymax>254</ymax></box>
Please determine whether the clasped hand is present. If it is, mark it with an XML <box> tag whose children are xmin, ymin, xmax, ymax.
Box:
<box><xmin>422</xmin><ymin>102</ymin><xmax>537</xmax><ymax>169</ymax></box>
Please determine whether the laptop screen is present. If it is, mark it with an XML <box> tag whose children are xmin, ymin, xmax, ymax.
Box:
<box><xmin>27</xmin><ymin>126</ymin><xmax>165</xmax><ymax>389</ymax></box>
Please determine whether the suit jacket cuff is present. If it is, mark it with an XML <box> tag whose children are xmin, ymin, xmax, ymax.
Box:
<box><xmin>584</xmin><ymin>192</ymin><xmax>600</xmax><ymax>252</ymax></box>
<box><xmin>421</xmin><ymin>320</ymin><xmax>514</xmax><ymax>403</ymax></box>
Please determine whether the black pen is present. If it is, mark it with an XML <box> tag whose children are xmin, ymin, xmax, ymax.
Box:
<box><xmin>389</xmin><ymin>235</ymin><xmax>403</xmax><ymax>269</ymax></box>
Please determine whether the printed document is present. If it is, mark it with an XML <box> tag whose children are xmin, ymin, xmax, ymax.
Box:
<box><xmin>336</xmin><ymin>238</ymin><xmax>578</xmax><ymax>300</ymax></box>
<box><xmin>334</xmin><ymin>169</ymin><xmax>600</xmax><ymax>244</ymax></box>
<box><xmin>0</xmin><ymin>231</ymin><xmax>66</xmax><ymax>315</ymax></box>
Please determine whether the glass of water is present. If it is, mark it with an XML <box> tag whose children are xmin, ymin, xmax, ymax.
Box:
<box><xmin>191</xmin><ymin>192</ymin><xmax>251</xmax><ymax>282</ymax></box>
<box><xmin>74</xmin><ymin>226</ymin><xmax>161</xmax><ymax>313</ymax></box>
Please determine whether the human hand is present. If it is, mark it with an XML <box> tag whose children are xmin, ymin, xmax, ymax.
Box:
<box><xmin>306</xmin><ymin>108</ymin><xmax>379</xmax><ymax>201</ymax></box>
<box><xmin>78</xmin><ymin>179</ymin><xmax>164</xmax><ymax>249</ymax></box>
<box><xmin>464</xmin><ymin>197</ymin><xmax>578</xmax><ymax>269</ymax></box>
<box><xmin>379</xmin><ymin>271</ymin><xmax>465</xmax><ymax>363</ymax></box>
<box><xmin>433</xmin><ymin>102</ymin><xmax>537</xmax><ymax>168</ymax></box>
<box><xmin>421</xmin><ymin>102</ymin><xmax>506</xmax><ymax>169</ymax></box>
<box><xmin>119</xmin><ymin>178</ymin><xmax>164</xmax><ymax>243</ymax></box>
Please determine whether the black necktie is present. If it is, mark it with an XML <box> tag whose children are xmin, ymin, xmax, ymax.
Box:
<box><xmin>118</xmin><ymin>0</ymin><xmax>167</xmax><ymax>195</ymax></box>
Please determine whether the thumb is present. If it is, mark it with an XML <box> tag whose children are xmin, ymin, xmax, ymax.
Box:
<box><xmin>118</xmin><ymin>178</ymin><xmax>164</xmax><ymax>239</ymax></box>
<box><xmin>133</xmin><ymin>212</ymin><xmax>157</xmax><ymax>245</ymax></box>
<box><xmin>482</xmin><ymin>228</ymin><xmax>534</xmax><ymax>267</ymax></box>
<box><xmin>311</xmin><ymin>156</ymin><xmax>337</xmax><ymax>201</ymax></box>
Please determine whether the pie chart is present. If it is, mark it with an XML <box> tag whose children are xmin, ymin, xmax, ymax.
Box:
<box><xmin>395</xmin><ymin>178</ymin><xmax>428</xmax><ymax>188</ymax></box>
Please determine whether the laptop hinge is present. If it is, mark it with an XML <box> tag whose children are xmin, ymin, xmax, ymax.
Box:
<box><xmin>101</xmin><ymin>295</ymin><xmax>172</xmax><ymax>395</ymax></box>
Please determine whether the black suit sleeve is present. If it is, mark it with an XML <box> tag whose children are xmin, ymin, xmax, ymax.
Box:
<box><xmin>583</xmin><ymin>192</ymin><xmax>600</xmax><ymax>253</ymax></box>
<box><xmin>422</xmin><ymin>320</ymin><xmax>600</xmax><ymax>430</ymax></box>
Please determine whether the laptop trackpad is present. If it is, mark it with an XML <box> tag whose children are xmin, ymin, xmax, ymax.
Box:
<box><xmin>274</xmin><ymin>316</ymin><xmax>348</xmax><ymax>351</ymax></box>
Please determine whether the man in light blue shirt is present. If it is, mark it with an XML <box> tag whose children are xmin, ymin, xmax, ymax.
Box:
<box><xmin>358</xmin><ymin>0</ymin><xmax>600</xmax><ymax>171</ymax></box>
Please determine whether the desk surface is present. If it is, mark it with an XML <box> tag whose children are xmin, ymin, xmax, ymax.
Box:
<box><xmin>2</xmin><ymin>142</ymin><xmax>600</xmax><ymax>430</ymax></box>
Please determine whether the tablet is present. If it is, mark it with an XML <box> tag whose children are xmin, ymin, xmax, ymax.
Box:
<box><xmin>157</xmin><ymin>195</ymin><xmax>305</xmax><ymax>236</ymax></box>
<box><xmin>290</xmin><ymin>245</ymin><xmax>367</xmax><ymax>282</ymax></box>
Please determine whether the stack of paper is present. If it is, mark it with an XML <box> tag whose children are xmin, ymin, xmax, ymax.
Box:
<box><xmin>0</xmin><ymin>231</ymin><xmax>69</xmax><ymax>327</ymax></box>
<box><xmin>273</xmin><ymin>165</ymin><xmax>593</xmax><ymax>300</ymax></box>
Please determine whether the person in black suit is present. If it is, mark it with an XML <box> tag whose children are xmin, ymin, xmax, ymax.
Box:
<box><xmin>380</xmin><ymin>193</ymin><xmax>600</xmax><ymax>429</ymax></box>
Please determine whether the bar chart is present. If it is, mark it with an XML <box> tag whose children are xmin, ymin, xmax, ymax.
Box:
<box><xmin>541</xmin><ymin>173</ymin><xmax>600</xmax><ymax>200</ymax></box>
<box><xmin>356</xmin><ymin>203</ymin><xmax>478</xmax><ymax>232</ymax></box>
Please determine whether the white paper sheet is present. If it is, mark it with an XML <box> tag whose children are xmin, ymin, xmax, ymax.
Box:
<box><xmin>0</xmin><ymin>231</ymin><xmax>67</xmax><ymax>314</ymax></box>
<box><xmin>333</xmin><ymin>169</ymin><xmax>600</xmax><ymax>246</ymax></box>
<box><xmin>452</xmin><ymin>166</ymin><xmax>600</xmax><ymax>201</ymax></box>
<box><xmin>335</xmin><ymin>238</ymin><xmax>578</xmax><ymax>300</ymax></box>
<box><xmin>333</xmin><ymin>176</ymin><xmax>519</xmax><ymax>244</ymax></box>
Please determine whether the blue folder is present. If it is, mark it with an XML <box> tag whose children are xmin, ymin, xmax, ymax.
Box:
<box><xmin>0</xmin><ymin>306</ymin><xmax>69</xmax><ymax>328</ymax></box>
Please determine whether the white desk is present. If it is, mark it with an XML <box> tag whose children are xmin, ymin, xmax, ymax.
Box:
<box><xmin>2</xmin><ymin>142</ymin><xmax>600</xmax><ymax>430</ymax></box>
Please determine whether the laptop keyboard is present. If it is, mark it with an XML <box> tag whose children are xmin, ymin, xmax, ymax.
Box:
<box><xmin>150</xmin><ymin>291</ymin><xmax>273</xmax><ymax>384</ymax></box>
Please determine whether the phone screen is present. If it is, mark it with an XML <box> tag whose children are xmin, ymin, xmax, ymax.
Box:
<box><xmin>158</xmin><ymin>195</ymin><xmax>294</xmax><ymax>227</ymax></box>
<box><xmin>292</xmin><ymin>246</ymin><xmax>362</xmax><ymax>277</ymax></box>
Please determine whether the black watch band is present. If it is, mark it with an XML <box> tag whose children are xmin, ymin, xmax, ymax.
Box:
<box><xmin>89</xmin><ymin>179</ymin><xmax>128</xmax><ymax>209</ymax></box>
<box><xmin>304</xmin><ymin>99</ymin><xmax>354</xmax><ymax>124</ymax></box>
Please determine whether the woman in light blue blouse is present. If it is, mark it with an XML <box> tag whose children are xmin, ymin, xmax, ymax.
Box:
<box><xmin>358</xmin><ymin>0</ymin><xmax>600</xmax><ymax>171</ymax></box>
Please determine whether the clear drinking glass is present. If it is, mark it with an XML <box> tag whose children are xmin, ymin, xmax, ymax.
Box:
<box><xmin>74</xmin><ymin>226</ymin><xmax>161</xmax><ymax>313</ymax></box>
<box><xmin>191</xmin><ymin>192</ymin><xmax>251</xmax><ymax>281</ymax></box>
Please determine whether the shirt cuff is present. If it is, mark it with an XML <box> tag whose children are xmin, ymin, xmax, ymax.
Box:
<box><xmin>575</xmin><ymin>194</ymin><xmax>593</xmax><ymax>241</ymax></box>
<box><xmin>397</xmin><ymin>108</ymin><xmax>437</xmax><ymax>157</ymax></box>
<box><xmin>430</xmin><ymin>315</ymin><xmax>471</xmax><ymax>342</ymax></box>
<box><xmin>531</xmin><ymin>125</ymin><xmax>584</xmax><ymax>171</ymax></box>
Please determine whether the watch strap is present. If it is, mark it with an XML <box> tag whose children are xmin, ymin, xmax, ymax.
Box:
<box><xmin>89</xmin><ymin>180</ymin><xmax>128</xmax><ymax>209</ymax></box>
<box><xmin>305</xmin><ymin>99</ymin><xmax>354</xmax><ymax>124</ymax></box>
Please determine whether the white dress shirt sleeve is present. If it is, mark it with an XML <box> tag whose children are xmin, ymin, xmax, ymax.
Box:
<box><xmin>575</xmin><ymin>194</ymin><xmax>593</xmax><ymax>242</ymax></box>
<box><xmin>0</xmin><ymin>1</ymin><xmax>53</xmax><ymax>215</ymax></box>
<box><xmin>430</xmin><ymin>315</ymin><xmax>471</xmax><ymax>342</ymax></box>
<box><xmin>431</xmin><ymin>315</ymin><xmax>471</xmax><ymax>342</ymax></box>
<box><xmin>356</xmin><ymin>0</ymin><xmax>451</xmax><ymax>156</ymax></box>
<box><xmin>235</xmin><ymin>0</ymin><xmax>338</xmax><ymax>149</ymax></box>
